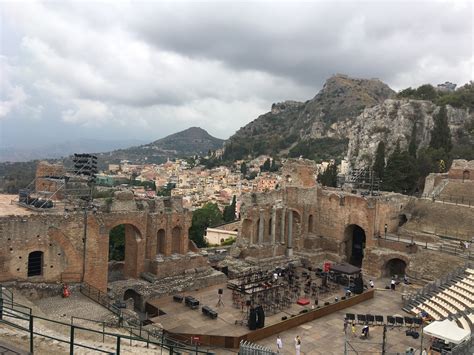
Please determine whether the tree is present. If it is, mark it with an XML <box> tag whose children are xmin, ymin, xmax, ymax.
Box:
<box><xmin>270</xmin><ymin>158</ymin><xmax>278</xmax><ymax>172</ymax></box>
<box><xmin>240</xmin><ymin>162</ymin><xmax>248</xmax><ymax>175</ymax></box>
<box><xmin>373</xmin><ymin>141</ymin><xmax>386</xmax><ymax>180</ymax></box>
<box><xmin>317</xmin><ymin>163</ymin><xmax>338</xmax><ymax>187</ymax></box>
<box><xmin>260</xmin><ymin>158</ymin><xmax>271</xmax><ymax>172</ymax></box>
<box><xmin>223</xmin><ymin>195</ymin><xmax>237</xmax><ymax>222</ymax></box>
<box><xmin>109</xmin><ymin>225</ymin><xmax>125</xmax><ymax>261</ymax></box>
<box><xmin>382</xmin><ymin>144</ymin><xmax>418</xmax><ymax>194</ymax></box>
<box><xmin>408</xmin><ymin>122</ymin><xmax>418</xmax><ymax>157</ymax></box>
<box><xmin>430</xmin><ymin>105</ymin><xmax>452</xmax><ymax>153</ymax></box>
<box><xmin>188</xmin><ymin>203</ymin><xmax>223</xmax><ymax>248</ymax></box>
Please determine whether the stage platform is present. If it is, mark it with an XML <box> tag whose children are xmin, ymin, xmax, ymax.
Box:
<box><xmin>147</xmin><ymin>283</ymin><xmax>374</xmax><ymax>348</ymax></box>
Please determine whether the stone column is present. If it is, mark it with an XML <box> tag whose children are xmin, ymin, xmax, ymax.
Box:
<box><xmin>286</xmin><ymin>210</ymin><xmax>293</xmax><ymax>256</ymax></box>
<box><xmin>280</xmin><ymin>207</ymin><xmax>286</xmax><ymax>244</ymax></box>
<box><xmin>271</xmin><ymin>208</ymin><xmax>277</xmax><ymax>244</ymax></box>
<box><xmin>258</xmin><ymin>210</ymin><xmax>265</xmax><ymax>244</ymax></box>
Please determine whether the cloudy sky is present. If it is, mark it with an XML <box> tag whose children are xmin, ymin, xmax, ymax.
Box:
<box><xmin>0</xmin><ymin>0</ymin><xmax>472</xmax><ymax>148</ymax></box>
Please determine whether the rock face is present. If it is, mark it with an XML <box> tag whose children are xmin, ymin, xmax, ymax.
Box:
<box><xmin>347</xmin><ymin>99</ymin><xmax>473</xmax><ymax>167</ymax></box>
<box><xmin>224</xmin><ymin>74</ymin><xmax>473</xmax><ymax>169</ymax></box>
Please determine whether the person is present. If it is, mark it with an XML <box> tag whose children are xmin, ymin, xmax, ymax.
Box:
<box><xmin>362</xmin><ymin>324</ymin><xmax>369</xmax><ymax>338</ymax></box>
<box><xmin>343</xmin><ymin>317</ymin><xmax>349</xmax><ymax>333</ymax></box>
<box><xmin>421</xmin><ymin>348</ymin><xmax>428</xmax><ymax>355</ymax></box>
<box><xmin>405</xmin><ymin>348</ymin><xmax>414</xmax><ymax>355</ymax></box>
<box><xmin>276</xmin><ymin>335</ymin><xmax>283</xmax><ymax>353</ymax></box>
<box><xmin>295</xmin><ymin>335</ymin><xmax>301</xmax><ymax>355</ymax></box>
<box><xmin>369</xmin><ymin>280</ymin><xmax>374</xmax><ymax>288</ymax></box>
<box><xmin>403</xmin><ymin>275</ymin><xmax>409</xmax><ymax>284</ymax></box>
<box><xmin>351</xmin><ymin>323</ymin><xmax>356</xmax><ymax>337</ymax></box>
<box><xmin>390</xmin><ymin>278</ymin><xmax>396</xmax><ymax>291</ymax></box>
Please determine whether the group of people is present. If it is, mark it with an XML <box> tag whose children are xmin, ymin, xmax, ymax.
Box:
<box><xmin>343</xmin><ymin>318</ymin><xmax>370</xmax><ymax>338</ymax></box>
<box><xmin>276</xmin><ymin>335</ymin><xmax>301</xmax><ymax>354</ymax></box>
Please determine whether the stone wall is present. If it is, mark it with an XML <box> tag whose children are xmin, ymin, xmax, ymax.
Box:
<box><xmin>0</xmin><ymin>197</ymin><xmax>192</xmax><ymax>292</ymax></box>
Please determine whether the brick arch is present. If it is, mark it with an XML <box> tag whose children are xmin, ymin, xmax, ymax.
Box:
<box><xmin>156</xmin><ymin>228</ymin><xmax>166</xmax><ymax>255</ymax></box>
<box><xmin>382</xmin><ymin>255</ymin><xmax>409</xmax><ymax>277</ymax></box>
<box><xmin>241</xmin><ymin>218</ymin><xmax>253</xmax><ymax>243</ymax></box>
<box><xmin>343</xmin><ymin>224</ymin><xmax>367</xmax><ymax>267</ymax></box>
<box><xmin>106</xmin><ymin>223</ymin><xmax>145</xmax><ymax>280</ymax></box>
<box><xmin>171</xmin><ymin>226</ymin><xmax>182</xmax><ymax>254</ymax></box>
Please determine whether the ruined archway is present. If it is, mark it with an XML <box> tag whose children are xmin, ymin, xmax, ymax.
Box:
<box><xmin>108</xmin><ymin>223</ymin><xmax>142</xmax><ymax>281</ymax></box>
<box><xmin>28</xmin><ymin>251</ymin><xmax>43</xmax><ymax>277</ymax></box>
<box><xmin>398</xmin><ymin>214</ymin><xmax>408</xmax><ymax>227</ymax></box>
<box><xmin>384</xmin><ymin>258</ymin><xmax>407</xmax><ymax>278</ymax></box>
<box><xmin>344</xmin><ymin>224</ymin><xmax>366</xmax><ymax>267</ymax></box>
<box><xmin>157</xmin><ymin>229</ymin><xmax>166</xmax><ymax>255</ymax></box>
<box><xmin>241</xmin><ymin>219</ymin><xmax>253</xmax><ymax>243</ymax></box>
<box><xmin>171</xmin><ymin>226</ymin><xmax>182</xmax><ymax>254</ymax></box>
<box><xmin>308</xmin><ymin>214</ymin><xmax>314</xmax><ymax>233</ymax></box>
<box><xmin>463</xmin><ymin>170</ymin><xmax>470</xmax><ymax>182</ymax></box>
<box><xmin>124</xmin><ymin>288</ymin><xmax>143</xmax><ymax>312</ymax></box>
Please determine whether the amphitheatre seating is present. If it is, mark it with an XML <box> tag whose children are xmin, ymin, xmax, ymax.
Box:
<box><xmin>406</xmin><ymin>268</ymin><xmax>474</xmax><ymax>333</ymax></box>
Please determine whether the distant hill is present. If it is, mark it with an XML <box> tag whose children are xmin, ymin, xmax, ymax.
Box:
<box><xmin>0</xmin><ymin>138</ymin><xmax>147</xmax><ymax>162</ymax></box>
<box><xmin>97</xmin><ymin>127</ymin><xmax>225</xmax><ymax>164</ymax></box>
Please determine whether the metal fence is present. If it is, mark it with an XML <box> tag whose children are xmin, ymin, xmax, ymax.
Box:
<box><xmin>442</xmin><ymin>335</ymin><xmax>474</xmax><ymax>355</ymax></box>
<box><xmin>239</xmin><ymin>340</ymin><xmax>276</xmax><ymax>355</ymax></box>
<box><xmin>0</xmin><ymin>286</ymin><xmax>213</xmax><ymax>354</ymax></box>
<box><xmin>421</xmin><ymin>194</ymin><xmax>474</xmax><ymax>208</ymax></box>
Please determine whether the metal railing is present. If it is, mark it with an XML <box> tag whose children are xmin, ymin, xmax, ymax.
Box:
<box><xmin>239</xmin><ymin>340</ymin><xmax>276</xmax><ymax>355</ymax></box>
<box><xmin>421</xmin><ymin>193</ymin><xmax>474</xmax><ymax>208</ymax></box>
<box><xmin>441</xmin><ymin>335</ymin><xmax>474</xmax><ymax>355</ymax></box>
<box><xmin>0</xmin><ymin>285</ymin><xmax>214</xmax><ymax>354</ymax></box>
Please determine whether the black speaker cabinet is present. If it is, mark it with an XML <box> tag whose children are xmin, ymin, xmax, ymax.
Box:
<box><xmin>218</xmin><ymin>289</ymin><xmax>223</xmax><ymax>295</ymax></box>
<box><xmin>248</xmin><ymin>308</ymin><xmax>257</xmax><ymax>330</ymax></box>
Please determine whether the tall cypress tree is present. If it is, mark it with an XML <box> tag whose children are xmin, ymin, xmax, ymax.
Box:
<box><xmin>408</xmin><ymin>122</ymin><xmax>418</xmax><ymax>157</ymax></box>
<box><xmin>373</xmin><ymin>141</ymin><xmax>386</xmax><ymax>180</ymax></box>
<box><xmin>383</xmin><ymin>143</ymin><xmax>418</xmax><ymax>194</ymax></box>
<box><xmin>429</xmin><ymin>105</ymin><xmax>452</xmax><ymax>152</ymax></box>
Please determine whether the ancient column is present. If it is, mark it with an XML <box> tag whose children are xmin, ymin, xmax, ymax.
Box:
<box><xmin>271</xmin><ymin>208</ymin><xmax>277</xmax><ymax>244</ymax></box>
<box><xmin>258</xmin><ymin>210</ymin><xmax>265</xmax><ymax>244</ymax></box>
<box><xmin>286</xmin><ymin>210</ymin><xmax>293</xmax><ymax>256</ymax></box>
<box><xmin>280</xmin><ymin>207</ymin><xmax>286</xmax><ymax>244</ymax></box>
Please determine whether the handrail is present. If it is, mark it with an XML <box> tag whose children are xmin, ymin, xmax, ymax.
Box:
<box><xmin>0</xmin><ymin>290</ymin><xmax>212</xmax><ymax>354</ymax></box>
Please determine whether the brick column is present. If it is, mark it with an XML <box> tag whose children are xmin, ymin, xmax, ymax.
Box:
<box><xmin>271</xmin><ymin>208</ymin><xmax>277</xmax><ymax>244</ymax></box>
<box><xmin>286</xmin><ymin>210</ymin><xmax>293</xmax><ymax>256</ymax></box>
<box><xmin>258</xmin><ymin>210</ymin><xmax>265</xmax><ymax>244</ymax></box>
<box><xmin>280</xmin><ymin>207</ymin><xmax>286</xmax><ymax>244</ymax></box>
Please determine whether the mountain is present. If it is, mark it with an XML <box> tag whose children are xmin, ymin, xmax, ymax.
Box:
<box><xmin>223</xmin><ymin>74</ymin><xmax>395</xmax><ymax>162</ymax></box>
<box><xmin>0</xmin><ymin>138</ymin><xmax>148</xmax><ymax>162</ymax></box>
<box><xmin>97</xmin><ymin>127</ymin><xmax>225</xmax><ymax>164</ymax></box>
<box><xmin>223</xmin><ymin>74</ymin><xmax>474</xmax><ymax>167</ymax></box>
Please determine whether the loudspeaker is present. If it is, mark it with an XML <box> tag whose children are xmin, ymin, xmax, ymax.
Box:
<box><xmin>324</xmin><ymin>302</ymin><xmax>330</xmax><ymax>306</ymax></box>
<box><xmin>246</xmin><ymin>300</ymin><xmax>251</xmax><ymax>306</ymax></box>
<box><xmin>281</xmin><ymin>316</ymin><xmax>287</xmax><ymax>321</ymax></box>
<box><xmin>256</xmin><ymin>305</ymin><xmax>265</xmax><ymax>328</ymax></box>
<box><xmin>218</xmin><ymin>289</ymin><xmax>223</xmax><ymax>295</ymax></box>
<box><xmin>248</xmin><ymin>308</ymin><xmax>257</xmax><ymax>330</ymax></box>
<box><xmin>354</xmin><ymin>276</ymin><xmax>364</xmax><ymax>294</ymax></box>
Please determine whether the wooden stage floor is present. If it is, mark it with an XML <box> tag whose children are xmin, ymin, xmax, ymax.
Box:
<box><xmin>147</xmin><ymin>282</ymin><xmax>344</xmax><ymax>337</ymax></box>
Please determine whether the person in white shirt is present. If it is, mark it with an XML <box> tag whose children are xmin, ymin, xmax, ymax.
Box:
<box><xmin>390</xmin><ymin>279</ymin><xmax>396</xmax><ymax>291</ymax></box>
<box><xmin>369</xmin><ymin>280</ymin><xmax>374</xmax><ymax>288</ymax></box>
<box><xmin>295</xmin><ymin>335</ymin><xmax>301</xmax><ymax>355</ymax></box>
<box><xmin>276</xmin><ymin>335</ymin><xmax>283</xmax><ymax>353</ymax></box>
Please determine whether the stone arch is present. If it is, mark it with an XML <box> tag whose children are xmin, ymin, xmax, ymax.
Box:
<box><xmin>171</xmin><ymin>226</ymin><xmax>182</xmax><ymax>254</ymax></box>
<box><xmin>398</xmin><ymin>214</ymin><xmax>408</xmax><ymax>227</ymax></box>
<box><xmin>107</xmin><ymin>223</ymin><xmax>143</xmax><ymax>280</ymax></box>
<box><xmin>124</xmin><ymin>288</ymin><xmax>143</xmax><ymax>312</ymax></box>
<box><xmin>384</xmin><ymin>258</ymin><xmax>407</xmax><ymax>278</ymax></box>
<box><xmin>157</xmin><ymin>229</ymin><xmax>166</xmax><ymax>255</ymax></box>
<box><xmin>463</xmin><ymin>170</ymin><xmax>470</xmax><ymax>182</ymax></box>
<box><xmin>290</xmin><ymin>209</ymin><xmax>302</xmax><ymax>239</ymax></box>
<box><xmin>344</xmin><ymin>224</ymin><xmax>366</xmax><ymax>267</ymax></box>
<box><xmin>28</xmin><ymin>251</ymin><xmax>43</xmax><ymax>277</ymax></box>
<box><xmin>241</xmin><ymin>219</ymin><xmax>253</xmax><ymax>243</ymax></box>
<box><xmin>308</xmin><ymin>214</ymin><xmax>314</xmax><ymax>233</ymax></box>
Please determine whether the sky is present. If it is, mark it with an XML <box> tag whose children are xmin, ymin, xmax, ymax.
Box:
<box><xmin>0</xmin><ymin>0</ymin><xmax>472</xmax><ymax>148</ymax></box>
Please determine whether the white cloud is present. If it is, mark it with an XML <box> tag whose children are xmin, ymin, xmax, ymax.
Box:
<box><xmin>0</xmin><ymin>0</ymin><xmax>472</xmax><ymax>146</ymax></box>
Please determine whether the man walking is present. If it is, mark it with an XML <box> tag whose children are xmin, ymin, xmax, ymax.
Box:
<box><xmin>276</xmin><ymin>335</ymin><xmax>283</xmax><ymax>353</ymax></box>
<box><xmin>295</xmin><ymin>335</ymin><xmax>301</xmax><ymax>355</ymax></box>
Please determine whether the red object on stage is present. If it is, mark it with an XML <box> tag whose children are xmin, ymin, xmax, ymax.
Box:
<box><xmin>62</xmin><ymin>284</ymin><xmax>71</xmax><ymax>298</ymax></box>
<box><xmin>323</xmin><ymin>262</ymin><xmax>331</xmax><ymax>272</ymax></box>
<box><xmin>297</xmin><ymin>298</ymin><xmax>310</xmax><ymax>306</ymax></box>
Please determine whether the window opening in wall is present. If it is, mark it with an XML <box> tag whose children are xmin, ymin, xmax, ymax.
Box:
<box><xmin>28</xmin><ymin>251</ymin><xmax>43</xmax><ymax>277</ymax></box>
